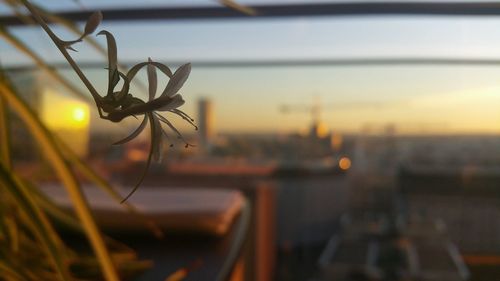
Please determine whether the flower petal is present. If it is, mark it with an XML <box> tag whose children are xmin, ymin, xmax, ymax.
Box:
<box><xmin>157</xmin><ymin>94</ymin><xmax>184</xmax><ymax>111</ymax></box>
<box><xmin>97</xmin><ymin>30</ymin><xmax>119</xmax><ymax>95</ymax></box>
<box><xmin>161</xmin><ymin>63</ymin><xmax>191</xmax><ymax>97</ymax></box>
<box><xmin>121</xmin><ymin>113</ymin><xmax>156</xmax><ymax>203</ymax></box>
<box><xmin>147</xmin><ymin>57</ymin><xmax>157</xmax><ymax>101</ymax></box>
<box><xmin>114</xmin><ymin>71</ymin><xmax>130</xmax><ymax>102</ymax></box>
<box><xmin>152</xmin><ymin>115</ymin><xmax>163</xmax><ymax>162</ymax></box>
<box><xmin>112</xmin><ymin>115</ymin><xmax>148</xmax><ymax>145</ymax></box>
<box><xmin>126</xmin><ymin>61</ymin><xmax>172</xmax><ymax>82</ymax></box>
<box><xmin>151</xmin><ymin>62</ymin><xmax>173</xmax><ymax>78</ymax></box>
<box><xmin>84</xmin><ymin>11</ymin><xmax>103</xmax><ymax>36</ymax></box>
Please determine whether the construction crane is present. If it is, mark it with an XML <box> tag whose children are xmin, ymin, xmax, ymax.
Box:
<box><xmin>280</xmin><ymin>98</ymin><xmax>323</xmax><ymax>124</ymax></box>
<box><xmin>279</xmin><ymin>98</ymin><xmax>405</xmax><ymax>138</ymax></box>
<box><xmin>280</xmin><ymin>99</ymin><xmax>405</xmax><ymax>121</ymax></box>
<box><xmin>279</xmin><ymin>98</ymin><xmax>330</xmax><ymax>139</ymax></box>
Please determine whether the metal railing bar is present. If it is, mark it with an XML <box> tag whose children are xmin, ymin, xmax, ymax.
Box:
<box><xmin>5</xmin><ymin>57</ymin><xmax>500</xmax><ymax>70</ymax></box>
<box><xmin>4</xmin><ymin>2</ymin><xmax>500</xmax><ymax>26</ymax></box>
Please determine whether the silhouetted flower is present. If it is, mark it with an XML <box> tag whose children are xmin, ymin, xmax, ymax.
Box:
<box><xmin>91</xmin><ymin>31</ymin><xmax>196</xmax><ymax>201</ymax></box>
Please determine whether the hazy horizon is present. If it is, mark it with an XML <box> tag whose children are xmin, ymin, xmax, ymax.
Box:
<box><xmin>3</xmin><ymin>9</ymin><xmax>500</xmax><ymax>135</ymax></box>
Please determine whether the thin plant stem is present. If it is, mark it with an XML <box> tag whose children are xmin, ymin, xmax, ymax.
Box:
<box><xmin>19</xmin><ymin>0</ymin><xmax>103</xmax><ymax>110</ymax></box>
<box><xmin>28</xmin><ymin>2</ymin><xmax>150</xmax><ymax>95</ymax></box>
<box><xmin>0</xmin><ymin>96</ymin><xmax>10</xmax><ymax>169</ymax></box>
<box><xmin>0</xmin><ymin>64</ymin><xmax>11</xmax><ymax>169</ymax></box>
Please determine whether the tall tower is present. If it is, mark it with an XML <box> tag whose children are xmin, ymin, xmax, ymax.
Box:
<box><xmin>198</xmin><ymin>98</ymin><xmax>214</xmax><ymax>151</ymax></box>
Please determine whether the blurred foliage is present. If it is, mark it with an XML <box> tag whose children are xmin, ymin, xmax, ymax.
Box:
<box><xmin>0</xmin><ymin>1</ymin><xmax>166</xmax><ymax>280</ymax></box>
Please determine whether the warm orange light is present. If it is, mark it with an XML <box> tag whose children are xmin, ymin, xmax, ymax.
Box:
<box><xmin>127</xmin><ymin>148</ymin><xmax>148</xmax><ymax>161</ymax></box>
<box><xmin>331</xmin><ymin>134</ymin><xmax>343</xmax><ymax>150</ymax></box>
<box><xmin>338</xmin><ymin>157</ymin><xmax>351</xmax><ymax>170</ymax></box>
<box><xmin>315</xmin><ymin>121</ymin><xmax>329</xmax><ymax>138</ymax></box>
<box><xmin>463</xmin><ymin>255</ymin><xmax>500</xmax><ymax>265</ymax></box>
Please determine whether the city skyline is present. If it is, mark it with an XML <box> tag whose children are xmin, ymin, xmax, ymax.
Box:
<box><xmin>60</xmin><ymin>65</ymin><xmax>500</xmax><ymax>135</ymax></box>
<box><xmin>3</xmin><ymin>7</ymin><xmax>500</xmax><ymax>134</ymax></box>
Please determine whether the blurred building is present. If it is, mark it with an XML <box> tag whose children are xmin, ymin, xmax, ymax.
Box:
<box><xmin>318</xmin><ymin>214</ymin><xmax>469</xmax><ymax>281</ymax></box>
<box><xmin>399</xmin><ymin>166</ymin><xmax>500</xmax><ymax>255</ymax></box>
<box><xmin>198</xmin><ymin>98</ymin><xmax>214</xmax><ymax>151</ymax></box>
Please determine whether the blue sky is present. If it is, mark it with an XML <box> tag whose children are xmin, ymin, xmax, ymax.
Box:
<box><xmin>2</xmin><ymin>2</ymin><xmax>500</xmax><ymax>134</ymax></box>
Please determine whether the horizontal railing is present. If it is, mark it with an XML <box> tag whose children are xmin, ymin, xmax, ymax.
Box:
<box><xmin>4</xmin><ymin>1</ymin><xmax>500</xmax><ymax>26</ymax></box>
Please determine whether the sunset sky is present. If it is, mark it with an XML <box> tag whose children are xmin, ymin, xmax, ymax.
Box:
<box><xmin>2</xmin><ymin>1</ymin><xmax>500</xmax><ymax>135</ymax></box>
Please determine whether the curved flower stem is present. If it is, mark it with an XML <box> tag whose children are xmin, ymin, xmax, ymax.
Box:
<box><xmin>19</xmin><ymin>0</ymin><xmax>105</xmax><ymax>115</ymax></box>
<box><xmin>0</xmin><ymin>80</ymin><xmax>119</xmax><ymax>281</ymax></box>
<box><xmin>120</xmin><ymin>112</ymin><xmax>156</xmax><ymax>203</ymax></box>
<box><xmin>26</xmin><ymin>2</ymin><xmax>150</xmax><ymax>95</ymax></box>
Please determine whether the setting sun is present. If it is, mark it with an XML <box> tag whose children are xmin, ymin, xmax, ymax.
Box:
<box><xmin>42</xmin><ymin>89</ymin><xmax>90</xmax><ymax>129</ymax></box>
<box><xmin>72</xmin><ymin>107</ymin><xmax>86</xmax><ymax>122</ymax></box>
<box><xmin>42</xmin><ymin>89</ymin><xmax>90</xmax><ymax>157</ymax></box>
